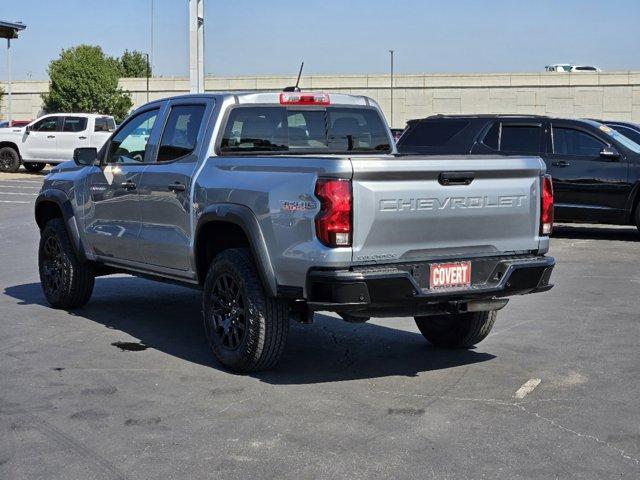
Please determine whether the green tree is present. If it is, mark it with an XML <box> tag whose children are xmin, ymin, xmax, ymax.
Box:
<box><xmin>42</xmin><ymin>45</ymin><xmax>133</xmax><ymax>122</ymax></box>
<box><xmin>119</xmin><ymin>49</ymin><xmax>151</xmax><ymax>78</ymax></box>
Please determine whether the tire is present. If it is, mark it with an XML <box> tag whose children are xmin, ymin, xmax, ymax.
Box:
<box><xmin>0</xmin><ymin>147</ymin><xmax>20</xmax><ymax>173</ymax></box>
<box><xmin>415</xmin><ymin>310</ymin><xmax>497</xmax><ymax>348</ymax></box>
<box><xmin>23</xmin><ymin>162</ymin><xmax>46</xmax><ymax>173</ymax></box>
<box><xmin>635</xmin><ymin>204</ymin><xmax>640</xmax><ymax>232</ymax></box>
<box><xmin>202</xmin><ymin>248</ymin><xmax>289</xmax><ymax>372</ymax></box>
<box><xmin>38</xmin><ymin>218</ymin><xmax>94</xmax><ymax>308</ymax></box>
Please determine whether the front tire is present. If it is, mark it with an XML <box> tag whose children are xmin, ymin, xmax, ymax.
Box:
<box><xmin>0</xmin><ymin>147</ymin><xmax>20</xmax><ymax>173</ymax></box>
<box><xmin>23</xmin><ymin>162</ymin><xmax>46</xmax><ymax>173</ymax></box>
<box><xmin>415</xmin><ymin>310</ymin><xmax>497</xmax><ymax>348</ymax></box>
<box><xmin>203</xmin><ymin>248</ymin><xmax>289</xmax><ymax>372</ymax></box>
<box><xmin>38</xmin><ymin>218</ymin><xmax>94</xmax><ymax>308</ymax></box>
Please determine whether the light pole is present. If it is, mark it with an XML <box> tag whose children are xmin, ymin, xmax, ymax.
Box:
<box><xmin>0</xmin><ymin>21</ymin><xmax>26</xmax><ymax>124</ymax></box>
<box><xmin>150</xmin><ymin>0</ymin><xmax>154</xmax><ymax>76</ymax></box>
<box><xmin>144</xmin><ymin>53</ymin><xmax>150</xmax><ymax>103</ymax></box>
<box><xmin>389</xmin><ymin>49</ymin><xmax>394</xmax><ymax>128</ymax></box>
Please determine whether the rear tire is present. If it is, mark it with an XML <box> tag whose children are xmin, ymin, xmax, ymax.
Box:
<box><xmin>23</xmin><ymin>162</ymin><xmax>46</xmax><ymax>173</ymax></box>
<box><xmin>415</xmin><ymin>310</ymin><xmax>497</xmax><ymax>348</ymax></box>
<box><xmin>0</xmin><ymin>147</ymin><xmax>20</xmax><ymax>173</ymax></box>
<box><xmin>38</xmin><ymin>218</ymin><xmax>94</xmax><ymax>308</ymax></box>
<box><xmin>635</xmin><ymin>204</ymin><xmax>640</xmax><ymax>232</ymax></box>
<box><xmin>203</xmin><ymin>248</ymin><xmax>289</xmax><ymax>373</ymax></box>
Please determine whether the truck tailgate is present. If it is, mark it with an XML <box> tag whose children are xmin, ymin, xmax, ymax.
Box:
<box><xmin>350</xmin><ymin>155</ymin><xmax>545</xmax><ymax>264</ymax></box>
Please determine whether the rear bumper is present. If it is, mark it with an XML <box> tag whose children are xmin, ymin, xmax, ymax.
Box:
<box><xmin>306</xmin><ymin>255</ymin><xmax>555</xmax><ymax>317</ymax></box>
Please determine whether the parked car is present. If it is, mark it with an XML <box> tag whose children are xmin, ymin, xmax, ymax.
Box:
<box><xmin>0</xmin><ymin>113</ymin><xmax>116</xmax><ymax>173</ymax></box>
<box><xmin>592</xmin><ymin>120</ymin><xmax>640</xmax><ymax>145</ymax></box>
<box><xmin>34</xmin><ymin>92</ymin><xmax>554</xmax><ymax>372</ymax></box>
<box><xmin>397</xmin><ymin>114</ymin><xmax>640</xmax><ymax>229</ymax></box>
<box><xmin>0</xmin><ymin>119</ymin><xmax>31</xmax><ymax>128</ymax></box>
<box><xmin>545</xmin><ymin>64</ymin><xmax>601</xmax><ymax>72</ymax></box>
<box><xmin>390</xmin><ymin>128</ymin><xmax>405</xmax><ymax>142</ymax></box>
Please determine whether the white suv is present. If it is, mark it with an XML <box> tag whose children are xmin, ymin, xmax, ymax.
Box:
<box><xmin>0</xmin><ymin>113</ymin><xmax>116</xmax><ymax>173</ymax></box>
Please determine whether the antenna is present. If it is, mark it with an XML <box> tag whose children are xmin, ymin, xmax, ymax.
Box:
<box><xmin>283</xmin><ymin>61</ymin><xmax>304</xmax><ymax>92</ymax></box>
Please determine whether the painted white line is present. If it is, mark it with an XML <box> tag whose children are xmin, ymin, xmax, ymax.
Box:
<box><xmin>0</xmin><ymin>192</ymin><xmax>38</xmax><ymax>196</ymax></box>
<box><xmin>0</xmin><ymin>185</ymin><xmax>40</xmax><ymax>189</ymax></box>
<box><xmin>0</xmin><ymin>200</ymin><xmax>30</xmax><ymax>204</ymax></box>
<box><xmin>515</xmin><ymin>378</ymin><xmax>541</xmax><ymax>399</ymax></box>
<box><xmin>0</xmin><ymin>180</ymin><xmax>43</xmax><ymax>184</ymax></box>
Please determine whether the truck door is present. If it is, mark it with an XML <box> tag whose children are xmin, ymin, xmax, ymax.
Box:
<box><xmin>56</xmin><ymin>116</ymin><xmax>90</xmax><ymax>160</ymax></box>
<box><xmin>83</xmin><ymin>108</ymin><xmax>161</xmax><ymax>262</ymax></box>
<box><xmin>546</xmin><ymin>123</ymin><xmax>630</xmax><ymax>221</ymax></box>
<box><xmin>137</xmin><ymin>100</ymin><xmax>212</xmax><ymax>272</ymax></box>
<box><xmin>21</xmin><ymin>116</ymin><xmax>62</xmax><ymax>161</ymax></box>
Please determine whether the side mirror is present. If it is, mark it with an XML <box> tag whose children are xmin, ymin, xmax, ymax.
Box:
<box><xmin>600</xmin><ymin>146</ymin><xmax>620</xmax><ymax>160</ymax></box>
<box><xmin>24</xmin><ymin>125</ymin><xmax>31</xmax><ymax>135</ymax></box>
<box><xmin>73</xmin><ymin>147</ymin><xmax>98</xmax><ymax>166</ymax></box>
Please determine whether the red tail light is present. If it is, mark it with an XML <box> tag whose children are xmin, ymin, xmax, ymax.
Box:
<box><xmin>315</xmin><ymin>179</ymin><xmax>352</xmax><ymax>247</ymax></box>
<box><xmin>541</xmin><ymin>174</ymin><xmax>554</xmax><ymax>235</ymax></box>
<box><xmin>280</xmin><ymin>92</ymin><xmax>330</xmax><ymax>105</ymax></box>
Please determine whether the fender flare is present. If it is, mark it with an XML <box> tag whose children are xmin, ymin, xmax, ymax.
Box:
<box><xmin>195</xmin><ymin>203</ymin><xmax>277</xmax><ymax>297</ymax></box>
<box><xmin>35</xmin><ymin>189</ymin><xmax>86</xmax><ymax>261</ymax></box>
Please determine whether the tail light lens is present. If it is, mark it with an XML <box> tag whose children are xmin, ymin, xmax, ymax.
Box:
<box><xmin>315</xmin><ymin>179</ymin><xmax>352</xmax><ymax>247</ymax></box>
<box><xmin>541</xmin><ymin>174</ymin><xmax>554</xmax><ymax>235</ymax></box>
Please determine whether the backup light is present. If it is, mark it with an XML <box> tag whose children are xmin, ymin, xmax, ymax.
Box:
<box><xmin>279</xmin><ymin>92</ymin><xmax>330</xmax><ymax>106</ymax></box>
<box><xmin>314</xmin><ymin>179</ymin><xmax>352</xmax><ymax>247</ymax></box>
<box><xmin>540</xmin><ymin>175</ymin><xmax>554</xmax><ymax>235</ymax></box>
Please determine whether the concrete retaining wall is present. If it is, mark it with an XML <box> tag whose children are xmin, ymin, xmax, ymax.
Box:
<box><xmin>3</xmin><ymin>72</ymin><xmax>640</xmax><ymax>126</ymax></box>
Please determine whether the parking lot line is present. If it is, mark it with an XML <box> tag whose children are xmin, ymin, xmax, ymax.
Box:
<box><xmin>0</xmin><ymin>180</ymin><xmax>43</xmax><ymax>184</ymax></box>
<box><xmin>514</xmin><ymin>378</ymin><xmax>542</xmax><ymax>399</ymax></box>
<box><xmin>0</xmin><ymin>185</ymin><xmax>41</xmax><ymax>189</ymax></box>
<box><xmin>0</xmin><ymin>200</ymin><xmax>30</xmax><ymax>204</ymax></box>
<box><xmin>0</xmin><ymin>192</ymin><xmax>38</xmax><ymax>196</ymax></box>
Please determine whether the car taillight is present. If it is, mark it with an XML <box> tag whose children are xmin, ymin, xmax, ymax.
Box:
<box><xmin>315</xmin><ymin>179</ymin><xmax>352</xmax><ymax>247</ymax></box>
<box><xmin>279</xmin><ymin>92</ymin><xmax>330</xmax><ymax>105</ymax></box>
<box><xmin>541</xmin><ymin>174</ymin><xmax>554</xmax><ymax>235</ymax></box>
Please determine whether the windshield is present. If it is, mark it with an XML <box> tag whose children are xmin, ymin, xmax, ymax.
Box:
<box><xmin>219</xmin><ymin>106</ymin><xmax>391</xmax><ymax>154</ymax></box>
<box><xmin>586</xmin><ymin>121</ymin><xmax>640</xmax><ymax>154</ymax></box>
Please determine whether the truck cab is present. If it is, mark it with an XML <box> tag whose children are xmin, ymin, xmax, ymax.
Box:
<box><xmin>0</xmin><ymin>113</ymin><xmax>115</xmax><ymax>173</ymax></box>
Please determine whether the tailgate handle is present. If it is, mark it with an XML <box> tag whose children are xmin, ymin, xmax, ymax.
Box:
<box><xmin>439</xmin><ymin>172</ymin><xmax>474</xmax><ymax>186</ymax></box>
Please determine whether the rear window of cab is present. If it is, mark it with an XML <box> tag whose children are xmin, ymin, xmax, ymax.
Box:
<box><xmin>219</xmin><ymin>106</ymin><xmax>391</xmax><ymax>154</ymax></box>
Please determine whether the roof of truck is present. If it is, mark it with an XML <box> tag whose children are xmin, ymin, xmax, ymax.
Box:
<box><xmin>144</xmin><ymin>91</ymin><xmax>375</xmax><ymax>107</ymax></box>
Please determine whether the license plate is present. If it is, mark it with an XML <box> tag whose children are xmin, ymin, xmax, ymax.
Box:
<box><xmin>429</xmin><ymin>261</ymin><xmax>472</xmax><ymax>290</ymax></box>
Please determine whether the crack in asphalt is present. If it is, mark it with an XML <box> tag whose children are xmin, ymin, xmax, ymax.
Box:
<box><xmin>376</xmin><ymin>389</ymin><xmax>640</xmax><ymax>468</ymax></box>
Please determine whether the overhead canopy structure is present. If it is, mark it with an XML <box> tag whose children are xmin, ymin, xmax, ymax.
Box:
<box><xmin>0</xmin><ymin>20</ymin><xmax>26</xmax><ymax>39</ymax></box>
<box><xmin>1</xmin><ymin>20</ymin><xmax>26</xmax><ymax>123</ymax></box>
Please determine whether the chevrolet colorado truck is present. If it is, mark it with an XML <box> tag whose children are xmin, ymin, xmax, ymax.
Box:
<box><xmin>35</xmin><ymin>92</ymin><xmax>555</xmax><ymax>372</ymax></box>
<box><xmin>0</xmin><ymin>113</ymin><xmax>115</xmax><ymax>173</ymax></box>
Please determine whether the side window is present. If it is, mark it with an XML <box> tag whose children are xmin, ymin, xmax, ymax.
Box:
<box><xmin>106</xmin><ymin>109</ymin><xmax>159</xmax><ymax>164</ymax></box>
<box><xmin>400</xmin><ymin>119</ymin><xmax>469</xmax><ymax>148</ymax></box>
<box><xmin>62</xmin><ymin>117</ymin><xmax>88</xmax><ymax>132</ymax></box>
<box><xmin>500</xmin><ymin>125</ymin><xmax>542</xmax><ymax>153</ymax></box>
<box><xmin>553</xmin><ymin>127</ymin><xmax>605</xmax><ymax>156</ymax></box>
<box><xmin>156</xmin><ymin>105</ymin><xmax>206</xmax><ymax>162</ymax></box>
<box><xmin>31</xmin><ymin>117</ymin><xmax>61</xmax><ymax>132</ymax></box>
<box><xmin>613</xmin><ymin>126</ymin><xmax>640</xmax><ymax>145</ymax></box>
<box><xmin>95</xmin><ymin>117</ymin><xmax>116</xmax><ymax>133</ymax></box>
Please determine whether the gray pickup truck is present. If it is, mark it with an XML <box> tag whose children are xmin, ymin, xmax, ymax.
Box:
<box><xmin>35</xmin><ymin>91</ymin><xmax>555</xmax><ymax>372</ymax></box>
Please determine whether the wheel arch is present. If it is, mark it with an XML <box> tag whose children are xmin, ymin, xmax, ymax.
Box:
<box><xmin>35</xmin><ymin>189</ymin><xmax>86</xmax><ymax>261</ymax></box>
<box><xmin>0</xmin><ymin>141</ymin><xmax>21</xmax><ymax>157</ymax></box>
<box><xmin>194</xmin><ymin>204</ymin><xmax>277</xmax><ymax>297</ymax></box>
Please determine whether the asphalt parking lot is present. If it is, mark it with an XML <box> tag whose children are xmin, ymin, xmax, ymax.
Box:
<box><xmin>0</xmin><ymin>171</ymin><xmax>639</xmax><ymax>480</ymax></box>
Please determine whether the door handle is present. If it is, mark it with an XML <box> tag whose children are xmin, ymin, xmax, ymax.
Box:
<box><xmin>552</xmin><ymin>161</ymin><xmax>571</xmax><ymax>167</ymax></box>
<box><xmin>120</xmin><ymin>181</ymin><xmax>137</xmax><ymax>190</ymax></box>
<box><xmin>439</xmin><ymin>171</ymin><xmax>475</xmax><ymax>186</ymax></box>
<box><xmin>78</xmin><ymin>136</ymin><xmax>87</xmax><ymax>140</ymax></box>
<box><xmin>47</xmin><ymin>135</ymin><xmax>56</xmax><ymax>139</ymax></box>
<box><xmin>168</xmin><ymin>182</ymin><xmax>186</xmax><ymax>192</ymax></box>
